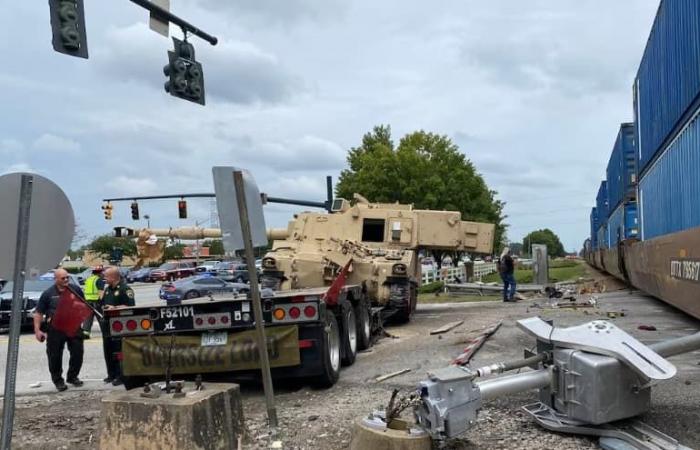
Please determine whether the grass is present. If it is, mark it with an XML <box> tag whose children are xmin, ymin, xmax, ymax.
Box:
<box><xmin>481</xmin><ymin>260</ymin><xmax>587</xmax><ymax>284</ymax></box>
<box><xmin>417</xmin><ymin>293</ymin><xmax>502</xmax><ymax>304</ymax></box>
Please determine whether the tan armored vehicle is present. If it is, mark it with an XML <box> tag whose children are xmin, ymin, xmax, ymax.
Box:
<box><xmin>261</xmin><ymin>195</ymin><xmax>495</xmax><ymax>322</ymax></box>
<box><xmin>123</xmin><ymin>194</ymin><xmax>494</xmax><ymax>323</ymax></box>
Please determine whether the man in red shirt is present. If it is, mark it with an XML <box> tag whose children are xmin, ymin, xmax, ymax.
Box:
<box><xmin>34</xmin><ymin>269</ymin><xmax>87</xmax><ymax>392</ymax></box>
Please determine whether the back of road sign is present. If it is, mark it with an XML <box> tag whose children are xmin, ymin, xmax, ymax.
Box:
<box><xmin>212</xmin><ymin>167</ymin><xmax>267</xmax><ymax>254</ymax></box>
<box><xmin>0</xmin><ymin>173</ymin><xmax>75</xmax><ymax>279</ymax></box>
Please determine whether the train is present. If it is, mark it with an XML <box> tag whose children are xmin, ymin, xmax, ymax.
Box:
<box><xmin>583</xmin><ymin>0</ymin><xmax>700</xmax><ymax>320</ymax></box>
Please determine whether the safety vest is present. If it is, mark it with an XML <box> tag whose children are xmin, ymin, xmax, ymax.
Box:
<box><xmin>84</xmin><ymin>275</ymin><xmax>101</xmax><ymax>301</ymax></box>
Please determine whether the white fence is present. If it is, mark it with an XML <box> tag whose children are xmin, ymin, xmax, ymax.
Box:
<box><xmin>421</xmin><ymin>262</ymin><xmax>497</xmax><ymax>284</ymax></box>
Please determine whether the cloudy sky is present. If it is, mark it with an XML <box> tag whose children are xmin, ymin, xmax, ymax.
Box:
<box><xmin>1</xmin><ymin>1</ymin><xmax>659</xmax><ymax>252</ymax></box>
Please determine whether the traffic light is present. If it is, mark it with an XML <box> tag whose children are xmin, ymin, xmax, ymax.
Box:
<box><xmin>178</xmin><ymin>200</ymin><xmax>188</xmax><ymax>219</ymax></box>
<box><xmin>101</xmin><ymin>202</ymin><xmax>113</xmax><ymax>220</ymax></box>
<box><xmin>130</xmin><ymin>201</ymin><xmax>140</xmax><ymax>220</ymax></box>
<box><xmin>48</xmin><ymin>0</ymin><xmax>89</xmax><ymax>59</ymax></box>
<box><xmin>163</xmin><ymin>37</ymin><xmax>205</xmax><ymax>105</ymax></box>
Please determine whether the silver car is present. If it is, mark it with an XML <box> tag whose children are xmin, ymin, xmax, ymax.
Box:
<box><xmin>159</xmin><ymin>275</ymin><xmax>248</xmax><ymax>302</ymax></box>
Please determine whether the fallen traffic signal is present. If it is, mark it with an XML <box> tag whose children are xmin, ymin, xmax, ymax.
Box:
<box><xmin>48</xmin><ymin>0</ymin><xmax>89</xmax><ymax>58</ymax></box>
<box><xmin>130</xmin><ymin>201</ymin><xmax>140</xmax><ymax>220</ymax></box>
<box><xmin>163</xmin><ymin>37</ymin><xmax>205</xmax><ymax>105</ymax></box>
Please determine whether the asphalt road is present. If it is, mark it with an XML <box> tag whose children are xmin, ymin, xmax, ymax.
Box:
<box><xmin>0</xmin><ymin>282</ymin><xmax>162</xmax><ymax>392</ymax></box>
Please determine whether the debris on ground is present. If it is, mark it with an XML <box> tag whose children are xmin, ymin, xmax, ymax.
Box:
<box><xmin>453</xmin><ymin>321</ymin><xmax>502</xmax><ymax>366</ymax></box>
<box><xmin>375</xmin><ymin>368</ymin><xmax>412</xmax><ymax>383</ymax></box>
<box><xmin>385</xmin><ymin>389</ymin><xmax>421</xmax><ymax>422</ymax></box>
<box><xmin>638</xmin><ymin>325</ymin><xmax>657</xmax><ymax>331</ymax></box>
<box><xmin>430</xmin><ymin>320</ymin><xmax>464</xmax><ymax>335</ymax></box>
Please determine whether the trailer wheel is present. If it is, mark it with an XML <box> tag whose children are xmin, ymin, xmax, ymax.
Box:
<box><xmin>354</xmin><ymin>300</ymin><xmax>371</xmax><ymax>351</ymax></box>
<box><xmin>314</xmin><ymin>310</ymin><xmax>341</xmax><ymax>388</ymax></box>
<box><xmin>341</xmin><ymin>304</ymin><xmax>357</xmax><ymax>366</ymax></box>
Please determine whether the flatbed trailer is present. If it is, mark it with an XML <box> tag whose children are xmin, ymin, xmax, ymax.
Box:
<box><xmin>105</xmin><ymin>282</ymin><xmax>374</xmax><ymax>389</ymax></box>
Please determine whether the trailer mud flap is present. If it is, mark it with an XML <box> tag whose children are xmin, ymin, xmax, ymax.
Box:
<box><xmin>122</xmin><ymin>325</ymin><xmax>300</xmax><ymax>376</ymax></box>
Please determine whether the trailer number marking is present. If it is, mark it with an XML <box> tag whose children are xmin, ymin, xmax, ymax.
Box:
<box><xmin>160</xmin><ymin>306</ymin><xmax>196</xmax><ymax>319</ymax></box>
<box><xmin>670</xmin><ymin>258</ymin><xmax>700</xmax><ymax>283</ymax></box>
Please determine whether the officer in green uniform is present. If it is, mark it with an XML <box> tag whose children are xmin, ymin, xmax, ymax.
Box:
<box><xmin>100</xmin><ymin>267</ymin><xmax>135</xmax><ymax>386</ymax></box>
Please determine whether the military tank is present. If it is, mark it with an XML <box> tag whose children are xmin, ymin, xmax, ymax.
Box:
<box><xmin>121</xmin><ymin>194</ymin><xmax>495</xmax><ymax>323</ymax></box>
<box><xmin>260</xmin><ymin>194</ymin><xmax>495</xmax><ymax>323</ymax></box>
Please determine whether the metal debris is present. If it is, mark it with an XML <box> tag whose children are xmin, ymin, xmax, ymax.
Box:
<box><xmin>375</xmin><ymin>368</ymin><xmax>412</xmax><ymax>383</ymax></box>
<box><xmin>430</xmin><ymin>320</ymin><xmax>464</xmax><ymax>335</ymax></box>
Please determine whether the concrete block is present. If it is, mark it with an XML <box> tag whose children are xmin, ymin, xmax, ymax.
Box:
<box><xmin>100</xmin><ymin>383</ymin><xmax>244</xmax><ymax>450</ymax></box>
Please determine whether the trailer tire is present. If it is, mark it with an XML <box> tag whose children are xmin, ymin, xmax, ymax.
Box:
<box><xmin>354</xmin><ymin>301</ymin><xmax>371</xmax><ymax>351</ymax></box>
<box><xmin>314</xmin><ymin>310</ymin><xmax>341</xmax><ymax>388</ymax></box>
<box><xmin>340</xmin><ymin>304</ymin><xmax>357</xmax><ymax>366</ymax></box>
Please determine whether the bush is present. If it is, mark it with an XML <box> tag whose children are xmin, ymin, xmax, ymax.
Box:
<box><xmin>418</xmin><ymin>281</ymin><xmax>444</xmax><ymax>294</ymax></box>
<box><xmin>549</xmin><ymin>259</ymin><xmax>579</xmax><ymax>268</ymax></box>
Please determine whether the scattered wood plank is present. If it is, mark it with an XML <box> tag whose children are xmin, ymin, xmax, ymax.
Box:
<box><xmin>375</xmin><ymin>368</ymin><xmax>411</xmax><ymax>382</ymax></box>
<box><xmin>430</xmin><ymin>320</ymin><xmax>464</xmax><ymax>335</ymax></box>
<box><xmin>452</xmin><ymin>321</ymin><xmax>502</xmax><ymax>366</ymax></box>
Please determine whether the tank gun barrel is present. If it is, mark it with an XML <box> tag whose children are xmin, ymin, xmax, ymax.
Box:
<box><xmin>118</xmin><ymin>226</ymin><xmax>289</xmax><ymax>241</ymax></box>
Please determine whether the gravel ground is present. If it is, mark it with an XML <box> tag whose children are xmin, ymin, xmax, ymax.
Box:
<box><xmin>2</xmin><ymin>267</ymin><xmax>699</xmax><ymax>449</ymax></box>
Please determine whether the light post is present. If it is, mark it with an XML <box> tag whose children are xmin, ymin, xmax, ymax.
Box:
<box><xmin>143</xmin><ymin>214</ymin><xmax>151</xmax><ymax>228</ymax></box>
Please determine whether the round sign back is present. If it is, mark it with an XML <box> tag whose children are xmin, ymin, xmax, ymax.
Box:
<box><xmin>0</xmin><ymin>173</ymin><xmax>75</xmax><ymax>280</ymax></box>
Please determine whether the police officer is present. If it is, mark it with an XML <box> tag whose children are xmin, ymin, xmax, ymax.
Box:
<box><xmin>81</xmin><ymin>266</ymin><xmax>104</xmax><ymax>339</ymax></box>
<box><xmin>100</xmin><ymin>266</ymin><xmax>135</xmax><ymax>386</ymax></box>
<box><xmin>34</xmin><ymin>269</ymin><xmax>85</xmax><ymax>392</ymax></box>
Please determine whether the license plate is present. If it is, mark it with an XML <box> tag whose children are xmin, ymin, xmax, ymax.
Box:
<box><xmin>201</xmin><ymin>332</ymin><xmax>228</xmax><ymax>347</ymax></box>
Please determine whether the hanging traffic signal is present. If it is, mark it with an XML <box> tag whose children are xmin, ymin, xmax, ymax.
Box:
<box><xmin>163</xmin><ymin>37</ymin><xmax>205</xmax><ymax>105</ymax></box>
<box><xmin>178</xmin><ymin>200</ymin><xmax>188</xmax><ymax>219</ymax></box>
<box><xmin>48</xmin><ymin>0</ymin><xmax>89</xmax><ymax>59</ymax></box>
<box><xmin>130</xmin><ymin>201</ymin><xmax>140</xmax><ymax>220</ymax></box>
<box><xmin>101</xmin><ymin>202</ymin><xmax>113</xmax><ymax>220</ymax></box>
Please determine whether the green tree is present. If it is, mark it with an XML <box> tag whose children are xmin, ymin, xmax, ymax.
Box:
<box><xmin>88</xmin><ymin>234</ymin><xmax>137</xmax><ymax>258</ymax></box>
<box><xmin>162</xmin><ymin>243</ymin><xmax>185</xmax><ymax>261</ymax></box>
<box><xmin>509</xmin><ymin>242</ymin><xmax>524</xmax><ymax>256</ymax></box>
<box><xmin>522</xmin><ymin>229</ymin><xmax>565</xmax><ymax>258</ymax></box>
<box><xmin>203</xmin><ymin>239</ymin><xmax>225</xmax><ymax>256</ymax></box>
<box><xmin>336</xmin><ymin>125</ymin><xmax>506</xmax><ymax>262</ymax></box>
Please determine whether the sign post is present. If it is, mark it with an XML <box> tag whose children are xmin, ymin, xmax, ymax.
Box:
<box><xmin>0</xmin><ymin>175</ymin><xmax>33</xmax><ymax>450</ymax></box>
<box><xmin>213</xmin><ymin>166</ymin><xmax>277</xmax><ymax>428</ymax></box>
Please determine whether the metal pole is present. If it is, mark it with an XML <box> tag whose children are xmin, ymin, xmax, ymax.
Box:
<box><xmin>477</xmin><ymin>368</ymin><xmax>551</xmax><ymax>401</ymax></box>
<box><xmin>1</xmin><ymin>175</ymin><xmax>34</xmax><ymax>450</ymax></box>
<box><xmin>232</xmin><ymin>171</ymin><xmax>278</xmax><ymax>428</ymax></box>
<box><xmin>650</xmin><ymin>332</ymin><xmax>700</xmax><ymax>358</ymax></box>
<box><xmin>325</xmin><ymin>176</ymin><xmax>333</xmax><ymax>212</ymax></box>
<box><xmin>128</xmin><ymin>0</ymin><xmax>218</xmax><ymax>45</ymax></box>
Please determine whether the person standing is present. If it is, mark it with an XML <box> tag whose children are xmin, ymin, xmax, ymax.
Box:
<box><xmin>500</xmin><ymin>247</ymin><xmax>516</xmax><ymax>302</ymax></box>
<box><xmin>33</xmin><ymin>269</ymin><xmax>86</xmax><ymax>392</ymax></box>
<box><xmin>100</xmin><ymin>266</ymin><xmax>135</xmax><ymax>386</ymax></box>
<box><xmin>81</xmin><ymin>266</ymin><xmax>104</xmax><ymax>339</ymax></box>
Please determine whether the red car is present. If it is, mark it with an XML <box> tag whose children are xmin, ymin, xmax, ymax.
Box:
<box><xmin>148</xmin><ymin>262</ymin><xmax>196</xmax><ymax>282</ymax></box>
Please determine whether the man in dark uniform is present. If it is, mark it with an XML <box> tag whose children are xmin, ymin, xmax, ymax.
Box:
<box><xmin>100</xmin><ymin>266</ymin><xmax>135</xmax><ymax>386</ymax></box>
<box><xmin>33</xmin><ymin>268</ymin><xmax>85</xmax><ymax>392</ymax></box>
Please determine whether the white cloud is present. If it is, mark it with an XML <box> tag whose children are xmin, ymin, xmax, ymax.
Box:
<box><xmin>0</xmin><ymin>138</ymin><xmax>24</xmax><ymax>154</ymax></box>
<box><xmin>32</xmin><ymin>134</ymin><xmax>81</xmax><ymax>153</ymax></box>
<box><xmin>105</xmin><ymin>176</ymin><xmax>159</xmax><ymax>196</ymax></box>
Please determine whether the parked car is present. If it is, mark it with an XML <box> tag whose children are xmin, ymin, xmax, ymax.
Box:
<box><xmin>0</xmin><ymin>279</ymin><xmax>54</xmax><ymax>331</ymax></box>
<box><xmin>75</xmin><ymin>268</ymin><xmax>94</xmax><ymax>285</ymax></box>
<box><xmin>215</xmin><ymin>261</ymin><xmax>253</xmax><ymax>283</ymax></box>
<box><xmin>127</xmin><ymin>267</ymin><xmax>153</xmax><ymax>283</ymax></box>
<box><xmin>158</xmin><ymin>275</ymin><xmax>248</xmax><ymax>302</ymax></box>
<box><xmin>39</xmin><ymin>271</ymin><xmax>81</xmax><ymax>286</ymax></box>
<box><xmin>196</xmin><ymin>260</ymin><xmax>221</xmax><ymax>273</ymax></box>
<box><xmin>149</xmin><ymin>262</ymin><xmax>197</xmax><ymax>282</ymax></box>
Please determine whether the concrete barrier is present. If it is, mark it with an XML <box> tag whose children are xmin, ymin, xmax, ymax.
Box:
<box><xmin>100</xmin><ymin>382</ymin><xmax>244</xmax><ymax>450</ymax></box>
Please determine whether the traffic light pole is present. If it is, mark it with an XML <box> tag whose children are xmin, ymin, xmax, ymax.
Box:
<box><xmin>129</xmin><ymin>0</ymin><xmax>218</xmax><ymax>45</ymax></box>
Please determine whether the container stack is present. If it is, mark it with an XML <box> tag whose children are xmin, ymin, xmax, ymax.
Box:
<box><xmin>584</xmin><ymin>0</ymin><xmax>700</xmax><ymax>319</ymax></box>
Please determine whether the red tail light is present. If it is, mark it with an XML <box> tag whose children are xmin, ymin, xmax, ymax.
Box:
<box><xmin>304</xmin><ymin>305</ymin><xmax>316</xmax><ymax>318</ymax></box>
<box><xmin>220</xmin><ymin>315</ymin><xmax>229</xmax><ymax>324</ymax></box>
<box><xmin>299</xmin><ymin>339</ymin><xmax>314</xmax><ymax>349</ymax></box>
<box><xmin>126</xmin><ymin>320</ymin><xmax>137</xmax><ymax>331</ymax></box>
<box><xmin>208</xmin><ymin>317</ymin><xmax>216</xmax><ymax>325</ymax></box>
<box><xmin>195</xmin><ymin>318</ymin><xmax>204</xmax><ymax>326</ymax></box>
<box><xmin>112</xmin><ymin>321</ymin><xmax>123</xmax><ymax>333</ymax></box>
<box><xmin>289</xmin><ymin>307</ymin><xmax>301</xmax><ymax>319</ymax></box>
